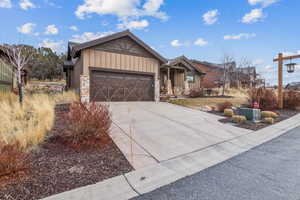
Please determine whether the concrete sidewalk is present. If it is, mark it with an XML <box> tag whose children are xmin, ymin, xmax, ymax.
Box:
<box><xmin>42</xmin><ymin>112</ymin><xmax>300</xmax><ymax>200</ymax></box>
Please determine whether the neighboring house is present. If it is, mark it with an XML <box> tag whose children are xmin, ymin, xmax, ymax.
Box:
<box><xmin>64</xmin><ymin>30</ymin><xmax>205</xmax><ymax>102</ymax></box>
<box><xmin>192</xmin><ymin>60</ymin><xmax>228</xmax><ymax>88</ymax></box>
<box><xmin>0</xmin><ymin>48</ymin><xmax>14</xmax><ymax>92</ymax></box>
<box><xmin>160</xmin><ymin>56</ymin><xmax>205</xmax><ymax>96</ymax></box>
<box><xmin>192</xmin><ymin>60</ymin><xmax>263</xmax><ymax>89</ymax></box>
<box><xmin>286</xmin><ymin>82</ymin><xmax>300</xmax><ymax>90</ymax></box>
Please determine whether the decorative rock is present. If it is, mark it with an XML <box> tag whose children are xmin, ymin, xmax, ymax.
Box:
<box><xmin>232</xmin><ymin>115</ymin><xmax>247</xmax><ymax>124</ymax></box>
<box><xmin>200</xmin><ymin>105</ymin><xmax>212</xmax><ymax>112</ymax></box>
<box><xmin>68</xmin><ymin>165</ymin><xmax>84</xmax><ymax>174</ymax></box>
<box><xmin>224</xmin><ymin>109</ymin><xmax>234</xmax><ymax>117</ymax></box>
<box><xmin>262</xmin><ymin>117</ymin><xmax>275</xmax><ymax>124</ymax></box>
<box><xmin>261</xmin><ymin>111</ymin><xmax>278</xmax><ymax>119</ymax></box>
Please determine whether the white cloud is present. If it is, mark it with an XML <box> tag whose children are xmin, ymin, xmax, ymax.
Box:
<box><xmin>194</xmin><ymin>38</ymin><xmax>208</xmax><ymax>46</ymax></box>
<box><xmin>170</xmin><ymin>40</ymin><xmax>182</xmax><ymax>47</ymax></box>
<box><xmin>224</xmin><ymin>33</ymin><xmax>256</xmax><ymax>40</ymax></box>
<box><xmin>253</xmin><ymin>59</ymin><xmax>264</xmax><ymax>65</ymax></box>
<box><xmin>39</xmin><ymin>39</ymin><xmax>64</xmax><ymax>53</ymax></box>
<box><xmin>282</xmin><ymin>51</ymin><xmax>300</xmax><ymax>57</ymax></box>
<box><xmin>70</xmin><ymin>31</ymin><xmax>114</xmax><ymax>43</ymax></box>
<box><xmin>44</xmin><ymin>0</ymin><xmax>62</xmax><ymax>8</ymax></box>
<box><xmin>118</xmin><ymin>19</ymin><xmax>149</xmax><ymax>30</ymax></box>
<box><xmin>142</xmin><ymin>0</ymin><xmax>168</xmax><ymax>20</ymax></box>
<box><xmin>75</xmin><ymin>0</ymin><xmax>168</xmax><ymax>22</ymax></box>
<box><xmin>69</xmin><ymin>26</ymin><xmax>79</xmax><ymax>31</ymax></box>
<box><xmin>265</xmin><ymin>65</ymin><xmax>273</xmax><ymax>70</ymax></box>
<box><xmin>17</xmin><ymin>23</ymin><xmax>36</xmax><ymax>34</ymax></box>
<box><xmin>242</xmin><ymin>8</ymin><xmax>264</xmax><ymax>24</ymax></box>
<box><xmin>0</xmin><ymin>0</ymin><xmax>12</xmax><ymax>8</ymax></box>
<box><xmin>203</xmin><ymin>9</ymin><xmax>219</xmax><ymax>25</ymax></box>
<box><xmin>45</xmin><ymin>25</ymin><xmax>59</xmax><ymax>35</ymax></box>
<box><xmin>19</xmin><ymin>0</ymin><xmax>36</xmax><ymax>10</ymax></box>
<box><xmin>248</xmin><ymin>0</ymin><xmax>279</xmax><ymax>7</ymax></box>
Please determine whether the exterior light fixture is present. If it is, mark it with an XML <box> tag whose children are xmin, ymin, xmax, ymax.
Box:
<box><xmin>286</xmin><ymin>62</ymin><xmax>296</xmax><ymax>73</ymax></box>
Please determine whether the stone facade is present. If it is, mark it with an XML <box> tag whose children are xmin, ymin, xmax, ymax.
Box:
<box><xmin>155</xmin><ymin>79</ymin><xmax>160</xmax><ymax>102</ymax></box>
<box><xmin>80</xmin><ymin>75</ymin><xmax>90</xmax><ymax>103</ymax></box>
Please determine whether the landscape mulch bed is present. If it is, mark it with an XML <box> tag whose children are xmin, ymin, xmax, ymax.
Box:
<box><xmin>0</xmin><ymin>104</ymin><xmax>133</xmax><ymax>200</ymax></box>
<box><xmin>213</xmin><ymin>109</ymin><xmax>299</xmax><ymax>131</ymax></box>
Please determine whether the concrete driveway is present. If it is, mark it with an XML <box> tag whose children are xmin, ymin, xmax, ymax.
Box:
<box><xmin>108</xmin><ymin>102</ymin><xmax>252</xmax><ymax>169</ymax></box>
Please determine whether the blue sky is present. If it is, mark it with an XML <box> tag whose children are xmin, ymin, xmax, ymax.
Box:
<box><xmin>1</xmin><ymin>0</ymin><xmax>300</xmax><ymax>85</ymax></box>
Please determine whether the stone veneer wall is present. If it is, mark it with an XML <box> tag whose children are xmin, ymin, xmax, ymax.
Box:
<box><xmin>80</xmin><ymin>75</ymin><xmax>90</xmax><ymax>103</ymax></box>
<box><xmin>155</xmin><ymin>80</ymin><xmax>160</xmax><ymax>102</ymax></box>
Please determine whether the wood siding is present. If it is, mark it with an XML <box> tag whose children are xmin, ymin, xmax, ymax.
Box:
<box><xmin>82</xmin><ymin>49</ymin><xmax>159</xmax><ymax>78</ymax></box>
<box><xmin>189</xmin><ymin>75</ymin><xmax>201</xmax><ymax>89</ymax></box>
<box><xmin>174</xmin><ymin>71</ymin><xmax>185</xmax><ymax>87</ymax></box>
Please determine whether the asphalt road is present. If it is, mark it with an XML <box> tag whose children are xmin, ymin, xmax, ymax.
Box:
<box><xmin>132</xmin><ymin>126</ymin><xmax>300</xmax><ymax>200</ymax></box>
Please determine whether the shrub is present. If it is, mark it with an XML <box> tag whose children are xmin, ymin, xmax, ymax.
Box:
<box><xmin>283</xmin><ymin>90</ymin><xmax>300</xmax><ymax>109</ymax></box>
<box><xmin>224</xmin><ymin>109</ymin><xmax>234</xmax><ymax>117</ymax></box>
<box><xmin>232</xmin><ymin>115</ymin><xmax>247</xmax><ymax>124</ymax></box>
<box><xmin>0</xmin><ymin>93</ymin><xmax>55</xmax><ymax>150</ymax></box>
<box><xmin>189</xmin><ymin>88</ymin><xmax>204</xmax><ymax>98</ymax></box>
<box><xmin>217</xmin><ymin>101</ymin><xmax>233</xmax><ymax>112</ymax></box>
<box><xmin>0</xmin><ymin>141</ymin><xmax>29</xmax><ymax>177</ymax></box>
<box><xmin>247</xmin><ymin>88</ymin><xmax>277</xmax><ymax>110</ymax></box>
<box><xmin>261</xmin><ymin>111</ymin><xmax>278</xmax><ymax>119</ymax></box>
<box><xmin>63</xmin><ymin>102</ymin><xmax>112</xmax><ymax>147</ymax></box>
<box><xmin>262</xmin><ymin>117</ymin><xmax>274</xmax><ymax>124</ymax></box>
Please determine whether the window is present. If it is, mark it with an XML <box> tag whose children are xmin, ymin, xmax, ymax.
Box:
<box><xmin>186</xmin><ymin>72</ymin><xmax>195</xmax><ymax>83</ymax></box>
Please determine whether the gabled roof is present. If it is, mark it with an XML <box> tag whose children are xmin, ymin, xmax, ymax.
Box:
<box><xmin>68</xmin><ymin>30</ymin><xmax>167</xmax><ymax>64</ymax></box>
<box><xmin>165</xmin><ymin>56</ymin><xmax>205</xmax><ymax>75</ymax></box>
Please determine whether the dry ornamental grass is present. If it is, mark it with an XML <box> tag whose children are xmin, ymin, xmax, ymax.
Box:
<box><xmin>0</xmin><ymin>93</ymin><xmax>55</xmax><ymax>150</ymax></box>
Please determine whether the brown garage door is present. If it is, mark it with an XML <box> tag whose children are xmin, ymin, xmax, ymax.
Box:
<box><xmin>90</xmin><ymin>70</ymin><xmax>155</xmax><ymax>102</ymax></box>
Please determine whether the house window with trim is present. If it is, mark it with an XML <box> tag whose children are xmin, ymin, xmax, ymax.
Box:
<box><xmin>186</xmin><ymin>72</ymin><xmax>195</xmax><ymax>83</ymax></box>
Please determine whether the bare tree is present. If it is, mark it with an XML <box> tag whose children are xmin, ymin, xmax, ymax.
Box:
<box><xmin>2</xmin><ymin>45</ymin><xmax>32</xmax><ymax>104</ymax></box>
<box><xmin>221</xmin><ymin>54</ymin><xmax>235</xmax><ymax>96</ymax></box>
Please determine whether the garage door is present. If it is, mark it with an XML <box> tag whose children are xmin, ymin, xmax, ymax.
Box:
<box><xmin>90</xmin><ymin>70</ymin><xmax>155</xmax><ymax>102</ymax></box>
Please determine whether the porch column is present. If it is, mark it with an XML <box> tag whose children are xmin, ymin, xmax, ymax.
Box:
<box><xmin>184</xmin><ymin>69</ymin><xmax>190</xmax><ymax>95</ymax></box>
<box><xmin>167</xmin><ymin>67</ymin><xmax>173</xmax><ymax>96</ymax></box>
<box><xmin>80</xmin><ymin>75</ymin><xmax>90</xmax><ymax>103</ymax></box>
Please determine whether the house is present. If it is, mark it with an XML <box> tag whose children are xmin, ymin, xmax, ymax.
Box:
<box><xmin>64</xmin><ymin>30</ymin><xmax>205</xmax><ymax>102</ymax></box>
<box><xmin>160</xmin><ymin>56</ymin><xmax>205</xmax><ymax>96</ymax></box>
<box><xmin>0</xmin><ymin>48</ymin><xmax>14</xmax><ymax>92</ymax></box>
<box><xmin>192</xmin><ymin>60</ymin><xmax>229</xmax><ymax>88</ymax></box>
<box><xmin>286</xmin><ymin>82</ymin><xmax>300</xmax><ymax>90</ymax></box>
<box><xmin>192</xmin><ymin>60</ymin><xmax>264</xmax><ymax>89</ymax></box>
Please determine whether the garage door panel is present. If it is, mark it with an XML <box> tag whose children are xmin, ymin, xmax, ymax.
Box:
<box><xmin>91</xmin><ymin>70</ymin><xmax>154</xmax><ymax>102</ymax></box>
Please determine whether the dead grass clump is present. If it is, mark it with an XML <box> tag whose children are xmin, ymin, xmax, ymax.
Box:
<box><xmin>248</xmin><ymin>88</ymin><xmax>278</xmax><ymax>110</ymax></box>
<box><xmin>52</xmin><ymin>91</ymin><xmax>79</xmax><ymax>104</ymax></box>
<box><xmin>283</xmin><ymin>90</ymin><xmax>300</xmax><ymax>109</ymax></box>
<box><xmin>63</xmin><ymin>102</ymin><xmax>112</xmax><ymax>148</ymax></box>
<box><xmin>0</xmin><ymin>93</ymin><xmax>55</xmax><ymax>150</ymax></box>
<box><xmin>189</xmin><ymin>88</ymin><xmax>204</xmax><ymax>98</ymax></box>
<box><xmin>0</xmin><ymin>141</ymin><xmax>29</xmax><ymax>177</ymax></box>
<box><xmin>0</xmin><ymin>92</ymin><xmax>18</xmax><ymax>104</ymax></box>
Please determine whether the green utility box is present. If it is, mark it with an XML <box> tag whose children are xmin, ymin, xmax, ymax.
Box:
<box><xmin>238</xmin><ymin>108</ymin><xmax>261</xmax><ymax>122</ymax></box>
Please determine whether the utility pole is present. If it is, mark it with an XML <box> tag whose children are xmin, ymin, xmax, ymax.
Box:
<box><xmin>273</xmin><ymin>53</ymin><xmax>300</xmax><ymax>109</ymax></box>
